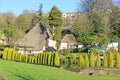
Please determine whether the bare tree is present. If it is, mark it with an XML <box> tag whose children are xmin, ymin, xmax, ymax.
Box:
<box><xmin>78</xmin><ymin>0</ymin><xmax>114</xmax><ymax>13</ymax></box>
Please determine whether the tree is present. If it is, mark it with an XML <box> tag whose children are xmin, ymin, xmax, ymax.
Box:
<box><xmin>0</xmin><ymin>30</ymin><xmax>2</xmax><ymax>40</ymax></box>
<box><xmin>3</xmin><ymin>26</ymin><xmax>14</xmax><ymax>45</ymax></box>
<box><xmin>110</xmin><ymin>6</ymin><xmax>120</xmax><ymax>38</ymax></box>
<box><xmin>73</xmin><ymin>14</ymin><xmax>94</xmax><ymax>44</ymax></box>
<box><xmin>49</xmin><ymin>5</ymin><xmax>63</xmax><ymax>27</ymax></box>
<box><xmin>53</xmin><ymin>27</ymin><xmax>61</xmax><ymax>42</ymax></box>
<box><xmin>37</xmin><ymin>3</ymin><xmax>45</xmax><ymax>23</ymax></box>
<box><xmin>79</xmin><ymin>0</ymin><xmax>114</xmax><ymax>13</ymax></box>
<box><xmin>49</xmin><ymin>5</ymin><xmax>63</xmax><ymax>36</ymax></box>
<box><xmin>90</xmin><ymin>10</ymin><xmax>104</xmax><ymax>35</ymax></box>
<box><xmin>32</xmin><ymin>4</ymin><xmax>43</xmax><ymax>25</ymax></box>
<box><xmin>22</xmin><ymin>10</ymin><xmax>37</xmax><ymax>27</ymax></box>
<box><xmin>118</xmin><ymin>42</ymin><xmax>120</xmax><ymax>53</ymax></box>
<box><xmin>16</xmin><ymin>14</ymin><xmax>31</xmax><ymax>32</ymax></box>
<box><xmin>0</xmin><ymin>12</ymin><xmax>16</xmax><ymax>29</ymax></box>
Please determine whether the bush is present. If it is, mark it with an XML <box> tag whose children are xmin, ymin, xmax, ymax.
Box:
<box><xmin>50</xmin><ymin>52</ymin><xmax>54</xmax><ymax>66</ymax></box>
<box><xmin>79</xmin><ymin>55</ymin><xmax>84</xmax><ymax>68</ymax></box>
<box><xmin>108</xmin><ymin>52</ymin><xmax>114</xmax><ymax>68</ymax></box>
<box><xmin>0</xmin><ymin>51</ymin><xmax>4</xmax><ymax>58</ymax></box>
<box><xmin>70</xmin><ymin>53</ymin><xmax>76</xmax><ymax>68</ymax></box>
<box><xmin>116</xmin><ymin>53</ymin><xmax>120</xmax><ymax>68</ymax></box>
<box><xmin>32</xmin><ymin>56</ymin><xmax>35</xmax><ymax>64</ymax></box>
<box><xmin>48</xmin><ymin>52</ymin><xmax>51</xmax><ymax>65</ymax></box>
<box><xmin>96</xmin><ymin>54</ymin><xmax>101</xmax><ymax>67</ymax></box>
<box><xmin>90</xmin><ymin>52</ymin><xmax>95</xmax><ymax>67</ymax></box>
<box><xmin>84</xmin><ymin>54</ymin><xmax>89</xmax><ymax>68</ymax></box>
<box><xmin>3</xmin><ymin>48</ymin><xmax>8</xmax><ymax>60</ymax></box>
<box><xmin>103</xmin><ymin>55</ymin><xmax>108</xmax><ymax>68</ymax></box>
<box><xmin>8</xmin><ymin>49</ymin><xmax>13</xmax><ymax>61</ymax></box>
<box><xmin>54</xmin><ymin>52</ymin><xmax>60</xmax><ymax>67</ymax></box>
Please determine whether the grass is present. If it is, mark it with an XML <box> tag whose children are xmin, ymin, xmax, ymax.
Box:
<box><xmin>0</xmin><ymin>60</ymin><xmax>120</xmax><ymax>80</ymax></box>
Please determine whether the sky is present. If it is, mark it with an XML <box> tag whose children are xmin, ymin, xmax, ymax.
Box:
<box><xmin>0</xmin><ymin>0</ymin><xmax>80</xmax><ymax>16</ymax></box>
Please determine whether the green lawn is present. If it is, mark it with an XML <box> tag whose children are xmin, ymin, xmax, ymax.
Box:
<box><xmin>0</xmin><ymin>60</ymin><xmax>120</xmax><ymax>80</ymax></box>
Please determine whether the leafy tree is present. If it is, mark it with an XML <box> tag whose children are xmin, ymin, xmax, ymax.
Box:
<box><xmin>22</xmin><ymin>10</ymin><xmax>37</xmax><ymax>27</ymax></box>
<box><xmin>118</xmin><ymin>42</ymin><xmax>120</xmax><ymax>53</ymax></box>
<box><xmin>110</xmin><ymin>6</ymin><xmax>120</xmax><ymax>38</ymax></box>
<box><xmin>73</xmin><ymin>14</ymin><xmax>94</xmax><ymax>44</ymax></box>
<box><xmin>0</xmin><ymin>12</ymin><xmax>16</xmax><ymax>29</ymax></box>
<box><xmin>90</xmin><ymin>10</ymin><xmax>104</xmax><ymax>36</ymax></box>
<box><xmin>3</xmin><ymin>26</ymin><xmax>14</xmax><ymax>44</ymax></box>
<box><xmin>16</xmin><ymin>14</ymin><xmax>31</xmax><ymax>32</ymax></box>
<box><xmin>53</xmin><ymin>27</ymin><xmax>61</xmax><ymax>42</ymax></box>
<box><xmin>0</xmin><ymin>30</ymin><xmax>2</xmax><ymax>40</ymax></box>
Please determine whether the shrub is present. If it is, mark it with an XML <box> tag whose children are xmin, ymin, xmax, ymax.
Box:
<box><xmin>25</xmin><ymin>55</ymin><xmax>28</xmax><ymax>63</ymax></box>
<box><xmin>32</xmin><ymin>56</ymin><xmax>35</xmax><ymax>64</ymax></box>
<box><xmin>90</xmin><ymin>52</ymin><xmax>95</xmax><ymax>67</ymax></box>
<box><xmin>103</xmin><ymin>55</ymin><xmax>108</xmax><ymax>68</ymax></box>
<box><xmin>96</xmin><ymin>54</ymin><xmax>101</xmax><ymax>67</ymax></box>
<box><xmin>36</xmin><ymin>54</ymin><xmax>39</xmax><ymax>64</ymax></box>
<box><xmin>29</xmin><ymin>56</ymin><xmax>32</xmax><ymax>63</ymax></box>
<box><xmin>48</xmin><ymin>52</ymin><xmax>51</xmax><ymax>65</ymax></box>
<box><xmin>40</xmin><ymin>53</ymin><xmax>43</xmax><ymax>64</ymax></box>
<box><xmin>108</xmin><ymin>52</ymin><xmax>114</xmax><ymax>68</ymax></box>
<box><xmin>3</xmin><ymin>48</ymin><xmax>8</xmax><ymax>60</ymax></box>
<box><xmin>70</xmin><ymin>53</ymin><xmax>76</xmax><ymax>68</ymax></box>
<box><xmin>0</xmin><ymin>51</ymin><xmax>4</xmax><ymax>58</ymax></box>
<box><xmin>11</xmin><ymin>49</ymin><xmax>15</xmax><ymax>61</ymax></box>
<box><xmin>50</xmin><ymin>52</ymin><xmax>55</xmax><ymax>66</ymax></box>
<box><xmin>116</xmin><ymin>53</ymin><xmax>120</xmax><ymax>68</ymax></box>
<box><xmin>79</xmin><ymin>55</ymin><xmax>84</xmax><ymax>68</ymax></box>
<box><xmin>84</xmin><ymin>54</ymin><xmax>89</xmax><ymax>68</ymax></box>
<box><xmin>54</xmin><ymin>52</ymin><xmax>60</xmax><ymax>67</ymax></box>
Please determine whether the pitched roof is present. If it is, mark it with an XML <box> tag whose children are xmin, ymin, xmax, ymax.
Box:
<box><xmin>20</xmin><ymin>23</ymin><xmax>46</xmax><ymax>51</ymax></box>
<box><xmin>61</xmin><ymin>34</ymin><xmax>77</xmax><ymax>43</ymax></box>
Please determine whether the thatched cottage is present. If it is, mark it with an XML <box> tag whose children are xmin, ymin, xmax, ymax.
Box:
<box><xmin>19</xmin><ymin>23</ymin><xmax>49</xmax><ymax>54</ymax></box>
<box><xmin>60</xmin><ymin>34</ymin><xmax>77</xmax><ymax>49</ymax></box>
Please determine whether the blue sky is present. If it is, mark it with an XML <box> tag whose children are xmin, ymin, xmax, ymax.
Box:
<box><xmin>0</xmin><ymin>0</ymin><xmax>80</xmax><ymax>16</ymax></box>
<box><xmin>0</xmin><ymin>0</ymin><xmax>119</xmax><ymax>16</ymax></box>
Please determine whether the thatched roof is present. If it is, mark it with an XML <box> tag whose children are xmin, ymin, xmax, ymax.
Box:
<box><xmin>61</xmin><ymin>34</ymin><xmax>77</xmax><ymax>43</ymax></box>
<box><xmin>20</xmin><ymin>23</ymin><xmax>46</xmax><ymax>51</ymax></box>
